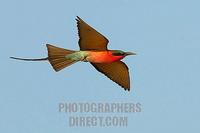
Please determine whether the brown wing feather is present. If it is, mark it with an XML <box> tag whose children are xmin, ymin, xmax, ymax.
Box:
<box><xmin>76</xmin><ymin>16</ymin><xmax>109</xmax><ymax>50</ymax></box>
<box><xmin>91</xmin><ymin>61</ymin><xmax>130</xmax><ymax>91</ymax></box>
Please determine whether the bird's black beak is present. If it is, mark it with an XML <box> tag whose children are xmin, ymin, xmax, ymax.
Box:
<box><xmin>125</xmin><ymin>52</ymin><xmax>136</xmax><ymax>56</ymax></box>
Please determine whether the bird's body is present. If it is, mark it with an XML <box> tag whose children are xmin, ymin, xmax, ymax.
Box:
<box><xmin>66</xmin><ymin>50</ymin><xmax>125</xmax><ymax>63</ymax></box>
<box><xmin>11</xmin><ymin>16</ymin><xmax>136</xmax><ymax>91</ymax></box>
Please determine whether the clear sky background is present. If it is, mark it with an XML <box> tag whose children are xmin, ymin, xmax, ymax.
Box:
<box><xmin>0</xmin><ymin>0</ymin><xmax>200</xmax><ymax>132</ymax></box>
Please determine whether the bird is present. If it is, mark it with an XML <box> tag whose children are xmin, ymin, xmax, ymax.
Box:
<box><xmin>10</xmin><ymin>16</ymin><xmax>136</xmax><ymax>91</ymax></box>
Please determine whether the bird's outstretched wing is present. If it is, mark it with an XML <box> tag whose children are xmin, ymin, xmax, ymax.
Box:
<box><xmin>76</xmin><ymin>16</ymin><xmax>109</xmax><ymax>50</ymax></box>
<box><xmin>91</xmin><ymin>61</ymin><xmax>130</xmax><ymax>91</ymax></box>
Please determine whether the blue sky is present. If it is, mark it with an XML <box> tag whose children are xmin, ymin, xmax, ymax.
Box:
<box><xmin>0</xmin><ymin>0</ymin><xmax>200</xmax><ymax>132</ymax></box>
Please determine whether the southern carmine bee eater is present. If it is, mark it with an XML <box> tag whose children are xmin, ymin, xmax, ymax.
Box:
<box><xmin>11</xmin><ymin>16</ymin><xmax>136</xmax><ymax>91</ymax></box>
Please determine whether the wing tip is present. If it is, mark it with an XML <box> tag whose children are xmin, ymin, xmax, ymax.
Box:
<box><xmin>76</xmin><ymin>16</ymin><xmax>82</xmax><ymax>22</ymax></box>
<box><xmin>125</xmin><ymin>87</ymin><xmax>131</xmax><ymax>91</ymax></box>
<box><xmin>119</xmin><ymin>84</ymin><xmax>130</xmax><ymax>91</ymax></box>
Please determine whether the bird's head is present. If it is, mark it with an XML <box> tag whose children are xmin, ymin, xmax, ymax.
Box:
<box><xmin>111</xmin><ymin>50</ymin><xmax>136</xmax><ymax>57</ymax></box>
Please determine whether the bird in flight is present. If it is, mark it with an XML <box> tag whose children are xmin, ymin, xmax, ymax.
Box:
<box><xmin>11</xmin><ymin>16</ymin><xmax>136</xmax><ymax>91</ymax></box>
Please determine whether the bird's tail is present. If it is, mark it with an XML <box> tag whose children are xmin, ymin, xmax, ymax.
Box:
<box><xmin>46</xmin><ymin>44</ymin><xmax>77</xmax><ymax>72</ymax></box>
<box><xmin>10</xmin><ymin>44</ymin><xmax>77</xmax><ymax>72</ymax></box>
<box><xmin>10</xmin><ymin>57</ymin><xmax>48</xmax><ymax>61</ymax></box>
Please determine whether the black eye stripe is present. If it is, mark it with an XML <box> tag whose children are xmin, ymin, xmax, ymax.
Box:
<box><xmin>112</xmin><ymin>52</ymin><xmax>125</xmax><ymax>56</ymax></box>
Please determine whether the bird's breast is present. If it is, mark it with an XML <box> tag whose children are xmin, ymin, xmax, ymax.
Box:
<box><xmin>86</xmin><ymin>51</ymin><xmax>124</xmax><ymax>63</ymax></box>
